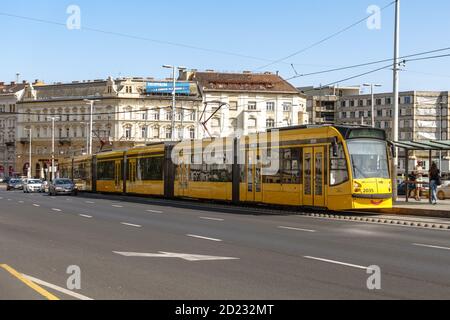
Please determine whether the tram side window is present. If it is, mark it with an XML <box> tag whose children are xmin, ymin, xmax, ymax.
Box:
<box><xmin>97</xmin><ymin>161</ymin><xmax>115</xmax><ymax>181</ymax></box>
<box><xmin>138</xmin><ymin>157</ymin><xmax>164</xmax><ymax>181</ymax></box>
<box><xmin>281</xmin><ymin>148</ymin><xmax>301</xmax><ymax>184</ymax></box>
<box><xmin>330</xmin><ymin>144</ymin><xmax>349</xmax><ymax>186</ymax></box>
<box><xmin>262</xmin><ymin>147</ymin><xmax>281</xmax><ymax>184</ymax></box>
<box><xmin>190</xmin><ymin>164</ymin><xmax>232</xmax><ymax>182</ymax></box>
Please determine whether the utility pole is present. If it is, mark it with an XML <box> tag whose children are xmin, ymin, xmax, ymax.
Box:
<box><xmin>163</xmin><ymin>65</ymin><xmax>186</xmax><ymax>141</ymax></box>
<box><xmin>392</xmin><ymin>0</ymin><xmax>401</xmax><ymax>199</ymax></box>
<box><xmin>84</xmin><ymin>99</ymin><xmax>100</xmax><ymax>155</ymax></box>
<box><xmin>25</xmin><ymin>128</ymin><xmax>32</xmax><ymax>179</ymax></box>
<box><xmin>363</xmin><ymin>84</ymin><xmax>382</xmax><ymax>128</ymax></box>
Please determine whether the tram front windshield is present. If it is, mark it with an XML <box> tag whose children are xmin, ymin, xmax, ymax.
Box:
<box><xmin>347</xmin><ymin>139</ymin><xmax>389</xmax><ymax>179</ymax></box>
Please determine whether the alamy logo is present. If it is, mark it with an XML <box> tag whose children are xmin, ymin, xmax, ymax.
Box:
<box><xmin>367</xmin><ymin>5</ymin><xmax>382</xmax><ymax>30</ymax></box>
<box><xmin>67</xmin><ymin>265</ymin><xmax>81</xmax><ymax>290</ymax></box>
<box><xmin>66</xmin><ymin>5</ymin><xmax>81</xmax><ymax>30</ymax></box>
<box><xmin>367</xmin><ymin>265</ymin><xmax>382</xmax><ymax>290</ymax></box>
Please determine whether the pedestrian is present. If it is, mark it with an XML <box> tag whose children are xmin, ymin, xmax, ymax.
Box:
<box><xmin>408</xmin><ymin>171</ymin><xmax>419</xmax><ymax>200</ymax></box>
<box><xmin>415</xmin><ymin>162</ymin><xmax>424</xmax><ymax>201</ymax></box>
<box><xmin>429</xmin><ymin>162</ymin><xmax>441</xmax><ymax>205</ymax></box>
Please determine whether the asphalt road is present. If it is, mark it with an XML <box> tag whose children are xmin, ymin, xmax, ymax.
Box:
<box><xmin>0</xmin><ymin>189</ymin><xmax>450</xmax><ymax>300</ymax></box>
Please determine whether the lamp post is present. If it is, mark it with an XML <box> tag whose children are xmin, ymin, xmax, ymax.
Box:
<box><xmin>25</xmin><ymin>128</ymin><xmax>32</xmax><ymax>179</ymax></box>
<box><xmin>84</xmin><ymin>99</ymin><xmax>101</xmax><ymax>155</ymax></box>
<box><xmin>163</xmin><ymin>65</ymin><xmax>186</xmax><ymax>141</ymax></box>
<box><xmin>47</xmin><ymin>116</ymin><xmax>61</xmax><ymax>182</ymax></box>
<box><xmin>363</xmin><ymin>84</ymin><xmax>382</xmax><ymax>128</ymax></box>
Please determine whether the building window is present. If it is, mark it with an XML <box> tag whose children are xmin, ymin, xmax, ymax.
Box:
<box><xmin>165</xmin><ymin>128</ymin><xmax>172</xmax><ymax>139</ymax></box>
<box><xmin>386</xmin><ymin>97</ymin><xmax>392</xmax><ymax>105</ymax></box>
<box><xmin>350</xmin><ymin>101</ymin><xmax>355</xmax><ymax>107</ymax></box>
<box><xmin>141</xmin><ymin>126</ymin><xmax>148</xmax><ymax>139</ymax></box>
<box><xmin>283</xmin><ymin>103</ymin><xmax>292</xmax><ymax>112</ymax></box>
<box><xmin>189</xmin><ymin>111</ymin><xmax>196</xmax><ymax>121</ymax></box>
<box><xmin>341</xmin><ymin>101</ymin><xmax>347</xmax><ymax>108</ymax></box>
<box><xmin>125</xmin><ymin>127</ymin><xmax>132</xmax><ymax>139</ymax></box>
<box><xmin>248</xmin><ymin>118</ymin><xmax>257</xmax><ymax>128</ymax></box>
<box><xmin>229</xmin><ymin>101</ymin><xmax>238</xmax><ymax>111</ymax></box>
<box><xmin>266</xmin><ymin>119</ymin><xmax>275</xmax><ymax>128</ymax></box>
<box><xmin>189</xmin><ymin>128</ymin><xmax>195</xmax><ymax>139</ymax></box>
<box><xmin>211</xmin><ymin>118</ymin><xmax>221</xmax><ymax>128</ymax></box>
<box><xmin>376</xmin><ymin>99</ymin><xmax>382</xmax><ymax>106</ymax></box>
<box><xmin>248</xmin><ymin>102</ymin><xmax>257</xmax><ymax>111</ymax></box>
<box><xmin>165</xmin><ymin>112</ymin><xmax>172</xmax><ymax>121</ymax></box>
<box><xmin>266</xmin><ymin>102</ymin><xmax>275</xmax><ymax>112</ymax></box>
<box><xmin>404</xmin><ymin>96</ymin><xmax>412</xmax><ymax>104</ymax></box>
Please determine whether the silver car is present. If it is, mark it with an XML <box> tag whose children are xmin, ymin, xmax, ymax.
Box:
<box><xmin>49</xmin><ymin>179</ymin><xmax>78</xmax><ymax>196</ymax></box>
<box><xmin>23</xmin><ymin>179</ymin><xmax>45</xmax><ymax>193</ymax></box>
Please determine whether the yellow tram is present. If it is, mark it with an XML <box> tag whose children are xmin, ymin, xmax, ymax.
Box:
<box><xmin>59</xmin><ymin>125</ymin><xmax>393</xmax><ymax>211</ymax></box>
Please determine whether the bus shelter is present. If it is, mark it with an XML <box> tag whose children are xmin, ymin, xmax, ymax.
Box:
<box><xmin>393</xmin><ymin>140</ymin><xmax>450</xmax><ymax>204</ymax></box>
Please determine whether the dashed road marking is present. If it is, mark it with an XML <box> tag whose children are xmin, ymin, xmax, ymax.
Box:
<box><xmin>199</xmin><ymin>217</ymin><xmax>224</xmax><ymax>222</ymax></box>
<box><xmin>112</xmin><ymin>205</ymin><xmax>124</xmax><ymax>208</ymax></box>
<box><xmin>85</xmin><ymin>201</ymin><xmax>95</xmax><ymax>204</ymax></box>
<box><xmin>304</xmin><ymin>256</ymin><xmax>369</xmax><ymax>270</ymax></box>
<box><xmin>121</xmin><ymin>222</ymin><xmax>142</xmax><ymax>228</ymax></box>
<box><xmin>187</xmin><ymin>234</ymin><xmax>223</xmax><ymax>242</ymax></box>
<box><xmin>79</xmin><ymin>214</ymin><xmax>93</xmax><ymax>219</ymax></box>
<box><xmin>33</xmin><ymin>204</ymin><xmax>40</xmax><ymax>207</ymax></box>
<box><xmin>279</xmin><ymin>226</ymin><xmax>316</xmax><ymax>233</ymax></box>
<box><xmin>146</xmin><ymin>209</ymin><xmax>163</xmax><ymax>214</ymax></box>
<box><xmin>52</xmin><ymin>208</ymin><xmax>62</xmax><ymax>212</ymax></box>
<box><xmin>413</xmin><ymin>243</ymin><xmax>450</xmax><ymax>251</ymax></box>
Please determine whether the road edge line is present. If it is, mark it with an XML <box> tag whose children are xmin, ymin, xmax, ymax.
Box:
<box><xmin>0</xmin><ymin>264</ymin><xmax>59</xmax><ymax>300</ymax></box>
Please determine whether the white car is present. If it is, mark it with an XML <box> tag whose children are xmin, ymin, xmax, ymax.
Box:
<box><xmin>23</xmin><ymin>179</ymin><xmax>45</xmax><ymax>193</ymax></box>
<box><xmin>437</xmin><ymin>181</ymin><xmax>450</xmax><ymax>200</ymax></box>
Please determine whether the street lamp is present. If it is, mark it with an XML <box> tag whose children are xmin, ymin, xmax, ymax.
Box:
<box><xmin>363</xmin><ymin>84</ymin><xmax>382</xmax><ymax>128</ymax></box>
<box><xmin>46</xmin><ymin>116</ymin><xmax>61</xmax><ymax>182</ymax></box>
<box><xmin>25</xmin><ymin>128</ymin><xmax>32</xmax><ymax>179</ymax></box>
<box><xmin>163</xmin><ymin>65</ymin><xmax>186</xmax><ymax>141</ymax></box>
<box><xmin>84</xmin><ymin>99</ymin><xmax>101</xmax><ymax>155</ymax></box>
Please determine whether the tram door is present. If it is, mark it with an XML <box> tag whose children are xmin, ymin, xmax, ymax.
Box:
<box><xmin>115</xmin><ymin>160</ymin><xmax>123</xmax><ymax>192</ymax></box>
<box><xmin>303</xmin><ymin>147</ymin><xmax>325</xmax><ymax>207</ymax></box>
<box><xmin>246</xmin><ymin>150</ymin><xmax>262</xmax><ymax>202</ymax></box>
<box><xmin>178</xmin><ymin>163</ymin><xmax>189</xmax><ymax>197</ymax></box>
<box><xmin>127</xmin><ymin>159</ymin><xmax>137</xmax><ymax>190</ymax></box>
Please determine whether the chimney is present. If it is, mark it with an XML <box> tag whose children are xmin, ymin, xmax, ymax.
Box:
<box><xmin>10</xmin><ymin>81</ymin><xmax>15</xmax><ymax>85</ymax></box>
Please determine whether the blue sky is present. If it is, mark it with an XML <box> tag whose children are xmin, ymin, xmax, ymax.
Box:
<box><xmin>1</xmin><ymin>0</ymin><xmax>449</xmax><ymax>92</ymax></box>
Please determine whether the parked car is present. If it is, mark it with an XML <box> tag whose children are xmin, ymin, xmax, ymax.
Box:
<box><xmin>437</xmin><ymin>181</ymin><xmax>450</xmax><ymax>200</ymax></box>
<box><xmin>23</xmin><ymin>179</ymin><xmax>45</xmax><ymax>193</ymax></box>
<box><xmin>6</xmin><ymin>179</ymin><xmax>23</xmax><ymax>191</ymax></box>
<box><xmin>48</xmin><ymin>179</ymin><xmax>78</xmax><ymax>196</ymax></box>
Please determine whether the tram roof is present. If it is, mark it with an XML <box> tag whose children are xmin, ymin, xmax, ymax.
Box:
<box><xmin>393</xmin><ymin>140</ymin><xmax>450</xmax><ymax>151</ymax></box>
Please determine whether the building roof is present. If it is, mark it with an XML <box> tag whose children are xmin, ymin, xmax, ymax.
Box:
<box><xmin>0</xmin><ymin>82</ymin><xmax>27</xmax><ymax>96</ymax></box>
<box><xmin>191</xmin><ymin>71</ymin><xmax>300</xmax><ymax>94</ymax></box>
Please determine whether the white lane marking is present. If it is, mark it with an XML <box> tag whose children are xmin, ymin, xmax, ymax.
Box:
<box><xmin>279</xmin><ymin>226</ymin><xmax>316</xmax><ymax>233</ymax></box>
<box><xmin>114</xmin><ymin>251</ymin><xmax>239</xmax><ymax>262</ymax></box>
<box><xmin>413</xmin><ymin>243</ymin><xmax>450</xmax><ymax>251</ymax></box>
<box><xmin>112</xmin><ymin>205</ymin><xmax>124</xmax><ymax>208</ymax></box>
<box><xmin>79</xmin><ymin>214</ymin><xmax>93</xmax><ymax>219</ymax></box>
<box><xmin>33</xmin><ymin>204</ymin><xmax>40</xmax><ymax>207</ymax></box>
<box><xmin>23</xmin><ymin>274</ymin><xmax>93</xmax><ymax>300</ymax></box>
<box><xmin>18</xmin><ymin>201</ymin><xmax>24</xmax><ymax>203</ymax></box>
<box><xmin>120</xmin><ymin>222</ymin><xmax>142</xmax><ymax>228</ymax></box>
<box><xmin>146</xmin><ymin>209</ymin><xmax>163</xmax><ymax>214</ymax></box>
<box><xmin>7</xmin><ymin>199</ymin><xmax>12</xmax><ymax>201</ymax></box>
<box><xmin>304</xmin><ymin>256</ymin><xmax>369</xmax><ymax>270</ymax></box>
<box><xmin>85</xmin><ymin>201</ymin><xmax>95</xmax><ymax>204</ymax></box>
<box><xmin>187</xmin><ymin>234</ymin><xmax>223</xmax><ymax>242</ymax></box>
<box><xmin>52</xmin><ymin>208</ymin><xmax>62</xmax><ymax>212</ymax></box>
<box><xmin>199</xmin><ymin>217</ymin><xmax>224</xmax><ymax>222</ymax></box>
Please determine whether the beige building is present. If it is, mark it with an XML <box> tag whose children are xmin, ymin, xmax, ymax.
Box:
<box><xmin>0</xmin><ymin>81</ymin><xmax>28</xmax><ymax>178</ymax></box>
<box><xmin>16</xmin><ymin>77</ymin><xmax>202</xmax><ymax>178</ymax></box>
<box><xmin>298</xmin><ymin>85</ymin><xmax>361</xmax><ymax>125</ymax></box>
<box><xmin>180</xmin><ymin>70</ymin><xmax>308</xmax><ymax>138</ymax></box>
<box><xmin>336</xmin><ymin>90</ymin><xmax>450</xmax><ymax>171</ymax></box>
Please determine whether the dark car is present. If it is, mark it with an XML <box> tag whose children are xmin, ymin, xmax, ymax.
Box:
<box><xmin>7</xmin><ymin>179</ymin><xmax>24</xmax><ymax>191</ymax></box>
<box><xmin>48</xmin><ymin>179</ymin><xmax>78</xmax><ymax>196</ymax></box>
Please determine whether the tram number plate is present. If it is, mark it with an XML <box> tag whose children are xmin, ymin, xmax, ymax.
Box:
<box><xmin>363</xmin><ymin>188</ymin><xmax>375</xmax><ymax>193</ymax></box>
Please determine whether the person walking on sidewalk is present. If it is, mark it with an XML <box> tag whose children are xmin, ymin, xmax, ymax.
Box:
<box><xmin>429</xmin><ymin>162</ymin><xmax>442</xmax><ymax>205</ymax></box>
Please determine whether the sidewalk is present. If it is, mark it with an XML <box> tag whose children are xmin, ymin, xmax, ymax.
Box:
<box><xmin>378</xmin><ymin>197</ymin><xmax>450</xmax><ymax>219</ymax></box>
